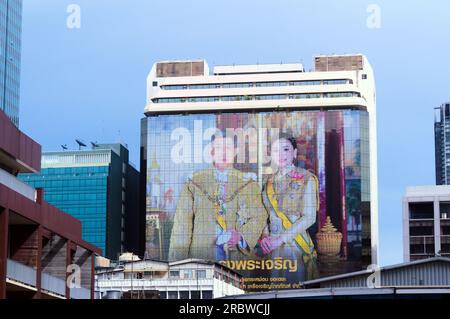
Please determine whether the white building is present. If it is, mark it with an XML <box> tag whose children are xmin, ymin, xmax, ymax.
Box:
<box><xmin>144</xmin><ymin>55</ymin><xmax>379</xmax><ymax>266</ymax></box>
<box><xmin>95</xmin><ymin>258</ymin><xmax>244</xmax><ymax>299</ymax></box>
<box><xmin>403</xmin><ymin>186</ymin><xmax>450</xmax><ymax>261</ymax></box>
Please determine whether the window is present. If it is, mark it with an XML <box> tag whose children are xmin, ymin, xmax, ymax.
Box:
<box><xmin>187</xmin><ymin>96</ymin><xmax>219</xmax><ymax>103</ymax></box>
<box><xmin>179</xmin><ymin>291</ymin><xmax>190</xmax><ymax>299</ymax></box>
<box><xmin>290</xmin><ymin>80</ymin><xmax>321</xmax><ymax>86</ymax></box>
<box><xmin>152</xmin><ymin>91</ymin><xmax>358</xmax><ymax>104</ymax></box>
<box><xmin>190</xmin><ymin>291</ymin><xmax>200</xmax><ymax>299</ymax></box>
<box><xmin>289</xmin><ymin>93</ymin><xmax>321</xmax><ymax>99</ymax></box>
<box><xmin>222</xmin><ymin>83</ymin><xmax>253</xmax><ymax>88</ymax></box>
<box><xmin>256</xmin><ymin>81</ymin><xmax>288</xmax><ymax>87</ymax></box>
<box><xmin>152</xmin><ymin>81</ymin><xmax>158</xmax><ymax>87</ymax></box>
<box><xmin>323</xmin><ymin>79</ymin><xmax>347</xmax><ymax>85</ymax></box>
<box><xmin>169</xmin><ymin>271</ymin><xmax>180</xmax><ymax>278</ymax></box>
<box><xmin>201</xmin><ymin>291</ymin><xmax>213</xmax><ymax>299</ymax></box>
<box><xmin>441</xmin><ymin>220</ymin><xmax>450</xmax><ymax>235</ymax></box>
<box><xmin>197</xmin><ymin>270</ymin><xmax>206</xmax><ymax>279</ymax></box>
<box><xmin>409</xmin><ymin>202</ymin><xmax>434</xmax><ymax>219</ymax></box>
<box><xmin>168</xmin><ymin>291</ymin><xmax>178</xmax><ymax>299</ymax></box>
<box><xmin>161</xmin><ymin>85</ymin><xmax>188</xmax><ymax>90</ymax></box>
<box><xmin>221</xmin><ymin>95</ymin><xmax>244</xmax><ymax>101</ymax></box>
<box><xmin>255</xmin><ymin>94</ymin><xmax>288</xmax><ymax>101</ymax></box>
<box><xmin>409</xmin><ymin>221</ymin><xmax>434</xmax><ymax>236</ymax></box>
<box><xmin>159</xmin><ymin>291</ymin><xmax>167</xmax><ymax>299</ymax></box>
<box><xmin>362</xmin><ymin>74</ymin><xmax>367</xmax><ymax>80</ymax></box>
<box><xmin>440</xmin><ymin>203</ymin><xmax>450</xmax><ymax>219</ymax></box>
<box><xmin>323</xmin><ymin>92</ymin><xmax>356</xmax><ymax>98</ymax></box>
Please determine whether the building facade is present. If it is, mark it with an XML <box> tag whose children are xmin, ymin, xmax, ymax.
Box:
<box><xmin>19</xmin><ymin>143</ymin><xmax>143</xmax><ymax>260</ymax></box>
<box><xmin>403</xmin><ymin>186</ymin><xmax>450</xmax><ymax>261</ymax></box>
<box><xmin>0</xmin><ymin>109</ymin><xmax>100</xmax><ymax>299</ymax></box>
<box><xmin>0</xmin><ymin>0</ymin><xmax>22</xmax><ymax>127</ymax></box>
<box><xmin>141</xmin><ymin>55</ymin><xmax>378</xmax><ymax>288</ymax></box>
<box><xmin>434</xmin><ymin>102</ymin><xmax>450</xmax><ymax>185</ymax></box>
<box><xmin>95</xmin><ymin>258</ymin><xmax>244</xmax><ymax>299</ymax></box>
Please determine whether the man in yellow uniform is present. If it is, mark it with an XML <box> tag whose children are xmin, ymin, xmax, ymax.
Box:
<box><xmin>169</xmin><ymin>135</ymin><xmax>268</xmax><ymax>262</ymax></box>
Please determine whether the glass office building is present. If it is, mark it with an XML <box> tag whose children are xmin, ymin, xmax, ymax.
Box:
<box><xmin>0</xmin><ymin>0</ymin><xmax>22</xmax><ymax>127</ymax></box>
<box><xmin>435</xmin><ymin>103</ymin><xmax>450</xmax><ymax>185</ymax></box>
<box><xmin>19</xmin><ymin>144</ymin><xmax>143</xmax><ymax>259</ymax></box>
<box><xmin>25</xmin><ymin>165</ymin><xmax>109</xmax><ymax>252</ymax></box>
<box><xmin>141</xmin><ymin>55</ymin><xmax>378</xmax><ymax>289</ymax></box>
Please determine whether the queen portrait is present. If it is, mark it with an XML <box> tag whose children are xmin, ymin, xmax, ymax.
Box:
<box><xmin>259</xmin><ymin>133</ymin><xmax>319</xmax><ymax>283</ymax></box>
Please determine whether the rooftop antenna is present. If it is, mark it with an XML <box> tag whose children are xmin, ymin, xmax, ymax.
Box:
<box><xmin>75</xmin><ymin>139</ymin><xmax>87</xmax><ymax>150</ymax></box>
<box><xmin>61</xmin><ymin>144</ymin><xmax>68</xmax><ymax>151</ymax></box>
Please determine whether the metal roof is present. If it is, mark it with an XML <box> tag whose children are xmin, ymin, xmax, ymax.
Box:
<box><xmin>302</xmin><ymin>257</ymin><xmax>450</xmax><ymax>288</ymax></box>
<box><xmin>222</xmin><ymin>287</ymin><xmax>450</xmax><ymax>299</ymax></box>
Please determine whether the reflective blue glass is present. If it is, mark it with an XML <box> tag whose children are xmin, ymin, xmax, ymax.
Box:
<box><xmin>0</xmin><ymin>0</ymin><xmax>22</xmax><ymax>126</ymax></box>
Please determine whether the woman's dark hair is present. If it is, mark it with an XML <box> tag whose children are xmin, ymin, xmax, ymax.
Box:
<box><xmin>274</xmin><ymin>132</ymin><xmax>297</xmax><ymax>150</ymax></box>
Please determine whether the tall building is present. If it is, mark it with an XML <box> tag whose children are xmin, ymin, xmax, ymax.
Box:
<box><xmin>1</xmin><ymin>109</ymin><xmax>100</xmax><ymax>299</ymax></box>
<box><xmin>0</xmin><ymin>0</ymin><xmax>22</xmax><ymax>127</ymax></box>
<box><xmin>19</xmin><ymin>143</ymin><xmax>143</xmax><ymax>260</ymax></box>
<box><xmin>403</xmin><ymin>186</ymin><xmax>450</xmax><ymax>261</ymax></box>
<box><xmin>434</xmin><ymin>102</ymin><xmax>450</xmax><ymax>185</ymax></box>
<box><xmin>141</xmin><ymin>54</ymin><xmax>378</xmax><ymax>288</ymax></box>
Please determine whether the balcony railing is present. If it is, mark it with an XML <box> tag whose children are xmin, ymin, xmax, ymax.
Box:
<box><xmin>6</xmin><ymin>259</ymin><xmax>37</xmax><ymax>287</ymax></box>
<box><xmin>70</xmin><ymin>287</ymin><xmax>91</xmax><ymax>299</ymax></box>
<box><xmin>97</xmin><ymin>278</ymin><xmax>212</xmax><ymax>291</ymax></box>
<box><xmin>0</xmin><ymin>168</ymin><xmax>36</xmax><ymax>201</ymax></box>
<box><xmin>6</xmin><ymin>259</ymin><xmax>92</xmax><ymax>298</ymax></box>
<box><xmin>41</xmin><ymin>272</ymin><xmax>66</xmax><ymax>296</ymax></box>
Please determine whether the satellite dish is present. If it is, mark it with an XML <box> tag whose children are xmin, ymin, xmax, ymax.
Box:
<box><xmin>61</xmin><ymin>144</ymin><xmax>68</xmax><ymax>150</ymax></box>
<box><xmin>91</xmin><ymin>141</ymin><xmax>99</xmax><ymax>148</ymax></box>
<box><xmin>75</xmin><ymin>139</ymin><xmax>87</xmax><ymax>150</ymax></box>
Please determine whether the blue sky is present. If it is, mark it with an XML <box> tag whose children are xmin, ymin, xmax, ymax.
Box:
<box><xmin>19</xmin><ymin>0</ymin><xmax>450</xmax><ymax>266</ymax></box>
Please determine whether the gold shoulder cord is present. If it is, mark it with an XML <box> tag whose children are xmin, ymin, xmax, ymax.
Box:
<box><xmin>189</xmin><ymin>178</ymin><xmax>253</xmax><ymax>205</ymax></box>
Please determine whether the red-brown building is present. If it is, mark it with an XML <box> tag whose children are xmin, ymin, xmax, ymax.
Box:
<box><xmin>0</xmin><ymin>109</ymin><xmax>101</xmax><ymax>299</ymax></box>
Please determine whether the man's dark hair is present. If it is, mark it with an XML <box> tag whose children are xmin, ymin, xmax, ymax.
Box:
<box><xmin>210</xmin><ymin>132</ymin><xmax>238</xmax><ymax>147</ymax></box>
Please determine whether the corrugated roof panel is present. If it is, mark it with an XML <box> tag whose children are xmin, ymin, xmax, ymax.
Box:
<box><xmin>315</xmin><ymin>259</ymin><xmax>450</xmax><ymax>288</ymax></box>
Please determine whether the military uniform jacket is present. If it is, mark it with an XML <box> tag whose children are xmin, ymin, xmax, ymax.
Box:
<box><xmin>169</xmin><ymin>168</ymin><xmax>268</xmax><ymax>262</ymax></box>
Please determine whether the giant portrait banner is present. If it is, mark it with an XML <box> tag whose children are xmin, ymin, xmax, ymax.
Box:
<box><xmin>143</xmin><ymin>109</ymin><xmax>371</xmax><ymax>290</ymax></box>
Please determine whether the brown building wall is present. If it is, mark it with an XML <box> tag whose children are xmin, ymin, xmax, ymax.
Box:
<box><xmin>315</xmin><ymin>55</ymin><xmax>363</xmax><ymax>72</ymax></box>
<box><xmin>0</xmin><ymin>185</ymin><xmax>100</xmax><ymax>257</ymax></box>
<box><xmin>9</xmin><ymin>225</ymin><xmax>39</xmax><ymax>267</ymax></box>
<box><xmin>0</xmin><ymin>109</ymin><xmax>41</xmax><ymax>173</ymax></box>
<box><xmin>156</xmin><ymin>61</ymin><xmax>205</xmax><ymax>78</ymax></box>
<box><xmin>41</xmin><ymin>235</ymin><xmax>67</xmax><ymax>280</ymax></box>
<box><xmin>0</xmin><ymin>185</ymin><xmax>101</xmax><ymax>299</ymax></box>
<box><xmin>0</xmin><ymin>208</ymin><xmax>8</xmax><ymax>299</ymax></box>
